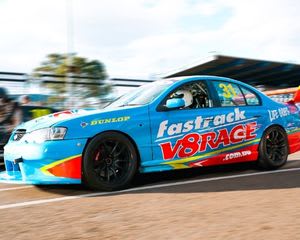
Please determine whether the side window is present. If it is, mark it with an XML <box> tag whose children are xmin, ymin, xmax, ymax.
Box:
<box><xmin>165</xmin><ymin>81</ymin><xmax>212</xmax><ymax>109</ymax></box>
<box><xmin>212</xmin><ymin>81</ymin><xmax>246</xmax><ymax>107</ymax></box>
<box><xmin>240</xmin><ymin>86</ymin><xmax>260</xmax><ymax>106</ymax></box>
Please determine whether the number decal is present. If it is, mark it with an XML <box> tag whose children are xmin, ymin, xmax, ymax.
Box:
<box><xmin>219</xmin><ymin>83</ymin><xmax>237</xmax><ymax>98</ymax></box>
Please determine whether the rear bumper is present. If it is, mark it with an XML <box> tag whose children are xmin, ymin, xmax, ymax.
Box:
<box><xmin>0</xmin><ymin>138</ymin><xmax>88</xmax><ymax>184</ymax></box>
<box><xmin>288</xmin><ymin>130</ymin><xmax>300</xmax><ymax>154</ymax></box>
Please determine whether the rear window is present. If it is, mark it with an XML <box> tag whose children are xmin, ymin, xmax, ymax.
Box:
<box><xmin>212</xmin><ymin>81</ymin><xmax>247</xmax><ymax>107</ymax></box>
<box><xmin>212</xmin><ymin>81</ymin><xmax>261</xmax><ymax>107</ymax></box>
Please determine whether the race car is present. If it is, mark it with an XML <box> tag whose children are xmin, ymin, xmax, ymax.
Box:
<box><xmin>1</xmin><ymin>76</ymin><xmax>300</xmax><ymax>191</ymax></box>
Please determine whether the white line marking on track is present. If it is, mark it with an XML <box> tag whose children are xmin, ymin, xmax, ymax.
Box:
<box><xmin>0</xmin><ymin>186</ymin><xmax>33</xmax><ymax>192</ymax></box>
<box><xmin>0</xmin><ymin>167</ymin><xmax>300</xmax><ymax>210</ymax></box>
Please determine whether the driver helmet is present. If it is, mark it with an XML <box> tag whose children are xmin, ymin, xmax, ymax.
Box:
<box><xmin>175</xmin><ymin>90</ymin><xmax>193</xmax><ymax>107</ymax></box>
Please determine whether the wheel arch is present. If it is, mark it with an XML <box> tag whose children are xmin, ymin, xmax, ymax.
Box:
<box><xmin>263</xmin><ymin>124</ymin><xmax>287</xmax><ymax>133</ymax></box>
<box><xmin>260</xmin><ymin>123</ymin><xmax>290</xmax><ymax>153</ymax></box>
<box><xmin>82</xmin><ymin>130</ymin><xmax>142</xmax><ymax>167</ymax></box>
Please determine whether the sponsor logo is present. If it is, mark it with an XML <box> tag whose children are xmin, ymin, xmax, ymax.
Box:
<box><xmin>268</xmin><ymin>107</ymin><xmax>290</xmax><ymax>122</ymax></box>
<box><xmin>90</xmin><ymin>116</ymin><xmax>130</xmax><ymax>126</ymax></box>
<box><xmin>157</xmin><ymin>108</ymin><xmax>246</xmax><ymax>138</ymax></box>
<box><xmin>223</xmin><ymin>150</ymin><xmax>251</xmax><ymax>161</ymax></box>
<box><xmin>159</xmin><ymin>122</ymin><xmax>257</xmax><ymax>160</ymax></box>
<box><xmin>80</xmin><ymin>122</ymin><xmax>88</xmax><ymax>128</ymax></box>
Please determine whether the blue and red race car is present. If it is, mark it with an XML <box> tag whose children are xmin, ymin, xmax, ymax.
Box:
<box><xmin>1</xmin><ymin>76</ymin><xmax>300</xmax><ymax>190</ymax></box>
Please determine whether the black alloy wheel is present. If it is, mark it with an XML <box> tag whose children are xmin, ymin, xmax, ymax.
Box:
<box><xmin>258</xmin><ymin>126</ymin><xmax>288</xmax><ymax>169</ymax></box>
<box><xmin>83</xmin><ymin>132</ymin><xmax>138</xmax><ymax>191</ymax></box>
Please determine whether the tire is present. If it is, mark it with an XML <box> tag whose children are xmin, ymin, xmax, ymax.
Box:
<box><xmin>258</xmin><ymin>126</ymin><xmax>288</xmax><ymax>169</ymax></box>
<box><xmin>82</xmin><ymin>132</ymin><xmax>138</xmax><ymax>191</ymax></box>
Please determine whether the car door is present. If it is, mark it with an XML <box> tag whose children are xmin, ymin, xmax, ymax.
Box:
<box><xmin>148</xmin><ymin>78</ymin><xmax>266</xmax><ymax>171</ymax></box>
<box><xmin>149</xmin><ymin>79</ymin><xmax>220</xmax><ymax>170</ymax></box>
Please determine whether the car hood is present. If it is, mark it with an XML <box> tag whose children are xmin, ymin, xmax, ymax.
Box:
<box><xmin>17</xmin><ymin>109</ymin><xmax>102</xmax><ymax>132</ymax></box>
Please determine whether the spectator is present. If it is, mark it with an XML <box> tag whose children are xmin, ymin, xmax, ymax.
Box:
<box><xmin>0</xmin><ymin>87</ymin><xmax>22</xmax><ymax>143</ymax></box>
<box><xmin>19</xmin><ymin>94</ymin><xmax>32</xmax><ymax>105</ymax></box>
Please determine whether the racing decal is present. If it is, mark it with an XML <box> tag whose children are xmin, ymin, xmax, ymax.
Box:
<box><xmin>159</xmin><ymin>122</ymin><xmax>257</xmax><ymax>160</ymax></box>
<box><xmin>162</xmin><ymin>140</ymin><xmax>260</xmax><ymax>169</ymax></box>
<box><xmin>50</xmin><ymin>109</ymin><xmax>91</xmax><ymax>118</ymax></box>
<box><xmin>40</xmin><ymin>154</ymin><xmax>81</xmax><ymax>179</ymax></box>
<box><xmin>154</xmin><ymin>107</ymin><xmax>262</xmax><ymax>169</ymax></box>
<box><xmin>52</xmin><ymin>110</ymin><xmax>74</xmax><ymax>117</ymax></box>
<box><xmin>90</xmin><ymin>116</ymin><xmax>130</xmax><ymax>126</ymax></box>
<box><xmin>157</xmin><ymin>108</ymin><xmax>246</xmax><ymax>139</ymax></box>
<box><xmin>80</xmin><ymin>122</ymin><xmax>89</xmax><ymax>128</ymax></box>
<box><xmin>286</xmin><ymin>103</ymin><xmax>298</xmax><ymax>114</ymax></box>
<box><xmin>218</xmin><ymin>83</ymin><xmax>237</xmax><ymax>98</ymax></box>
<box><xmin>223</xmin><ymin>150</ymin><xmax>251</xmax><ymax>161</ymax></box>
<box><xmin>268</xmin><ymin>107</ymin><xmax>290</xmax><ymax>122</ymax></box>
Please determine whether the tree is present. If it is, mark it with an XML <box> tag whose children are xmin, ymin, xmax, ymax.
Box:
<box><xmin>33</xmin><ymin>53</ymin><xmax>111</xmax><ymax>99</ymax></box>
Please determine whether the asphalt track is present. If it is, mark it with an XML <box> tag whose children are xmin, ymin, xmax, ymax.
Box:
<box><xmin>0</xmin><ymin>153</ymin><xmax>300</xmax><ymax>239</ymax></box>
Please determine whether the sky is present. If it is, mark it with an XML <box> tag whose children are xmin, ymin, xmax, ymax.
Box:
<box><xmin>0</xmin><ymin>0</ymin><xmax>300</xmax><ymax>79</ymax></box>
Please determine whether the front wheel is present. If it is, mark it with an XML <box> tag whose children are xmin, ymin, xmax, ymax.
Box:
<box><xmin>258</xmin><ymin>126</ymin><xmax>288</xmax><ymax>169</ymax></box>
<box><xmin>82</xmin><ymin>132</ymin><xmax>138</xmax><ymax>191</ymax></box>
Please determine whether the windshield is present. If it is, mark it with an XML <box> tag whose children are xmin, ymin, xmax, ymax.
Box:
<box><xmin>106</xmin><ymin>80</ymin><xmax>173</xmax><ymax>108</ymax></box>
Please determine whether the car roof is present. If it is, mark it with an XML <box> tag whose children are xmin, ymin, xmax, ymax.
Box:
<box><xmin>164</xmin><ymin>75</ymin><xmax>255</xmax><ymax>88</ymax></box>
<box><xmin>165</xmin><ymin>75</ymin><xmax>239</xmax><ymax>82</ymax></box>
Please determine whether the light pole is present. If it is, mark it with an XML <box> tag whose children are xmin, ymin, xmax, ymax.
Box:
<box><xmin>66</xmin><ymin>0</ymin><xmax>74</xmax><ymax>108</ymax></box>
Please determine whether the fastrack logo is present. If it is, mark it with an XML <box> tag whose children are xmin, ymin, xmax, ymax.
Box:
<box><xmin>159</xmin><ymin>122</ymin><xmax>257</xmax><ymax>160</ymax></box>
<box><xmin>157</xmin><ymin>108</ymin><xmax>246</xmax><ymax>138</ymax></box>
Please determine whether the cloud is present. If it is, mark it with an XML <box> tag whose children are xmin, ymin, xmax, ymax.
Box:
<box><xmin>0</xmin><ymin>0</ymin><xmax>299</xmax><ymax>79</ymax></box>
<box><xmin>110</xmin><ymin>0</ymin><xmax>300</xmax><ymax>78</ymax></box>
<box><xmin>216</xmin><ymin>0</ymin><xmax>300</xmax><ymax>60</ymax></box>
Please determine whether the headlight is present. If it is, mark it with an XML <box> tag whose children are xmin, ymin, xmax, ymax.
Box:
<box><xmin>49</xmin><ymin>127</ymin><xmax>67</xmax><ymax>140</ymax></box>
<box><xmin>22</xmin><ymin>127</ymin><xmax>67</xmax><ymax>144</ymax></box>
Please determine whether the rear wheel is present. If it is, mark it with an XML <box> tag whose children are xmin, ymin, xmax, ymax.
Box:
<box><xmin>258</xmin><ymin>126</ymin><xmax>288</xmax><ymax>169</ymax></box>
<box><xmin>83</xmin><ymin>132</ymin><xmax>138</xmax><ymax>191</ymax></box>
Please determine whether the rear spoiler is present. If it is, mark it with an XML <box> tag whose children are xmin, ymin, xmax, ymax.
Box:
<box><xmin>287</xmin><ymin>86</ymin><xmax>300</xmax><ymax>104</ymax></box>
<box><xmin>292</xmin><ymin>86</ymin><xmax>300</xmax><ymax>103</ymax></box>
<box><xmin>263</xmin><ymin>86</ymin><xmax>300</xmax><ymax>104</ymax></box>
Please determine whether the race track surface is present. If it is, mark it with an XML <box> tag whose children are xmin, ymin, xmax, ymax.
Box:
<box><xmin>0</xmin><ymin>153</ymin><xmax>300</xmax><ymax>240</ymax></box>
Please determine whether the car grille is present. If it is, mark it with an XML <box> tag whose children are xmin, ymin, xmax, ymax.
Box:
<box><xmin>12</xmin><ymin>129</ymin><xmax>26</xmax><ymax>141</ymax></box>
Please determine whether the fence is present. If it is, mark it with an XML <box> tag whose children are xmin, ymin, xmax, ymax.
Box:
<box><xmin>1</xmin><ymin>71</ymin><xmax>297</xmax><ymax>108</ymax></box>
<box><xmin>0</xmin><ymin>71</ymin><xmax>154</xmax><ymax>109</ymax></box>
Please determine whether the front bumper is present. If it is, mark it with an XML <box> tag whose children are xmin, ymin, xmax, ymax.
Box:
<box><xmin>0</xmin><ymin>138</ymin><xmax>88</xmax><ymax>184</ymax></box>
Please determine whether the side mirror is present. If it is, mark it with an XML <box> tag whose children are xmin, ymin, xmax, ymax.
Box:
<box><xmin>166</xmin><ymin>98</ymin><xmax>185</xmax><ymax>110</ymax></box>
